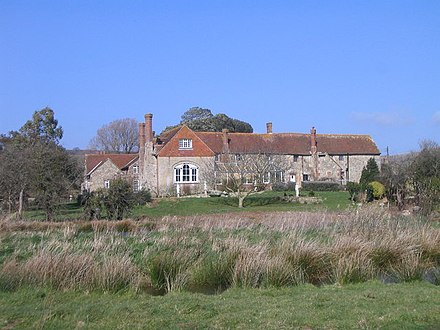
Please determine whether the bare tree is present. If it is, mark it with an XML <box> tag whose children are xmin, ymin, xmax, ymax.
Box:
<box><xmin>202</xmin><ymin>153</ymin><xmax>289</xmax><ymax>208</ymax></box>
<box><xmin>90</xmin><ymin>118</ymin><xmax>139</xmax><ymax>153</ymax></box>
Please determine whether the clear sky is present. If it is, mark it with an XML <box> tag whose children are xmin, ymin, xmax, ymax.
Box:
<box><xmin>1</xmin><ymin>0</ymin><xmax>439</xmax><ymax>154</ymax></box>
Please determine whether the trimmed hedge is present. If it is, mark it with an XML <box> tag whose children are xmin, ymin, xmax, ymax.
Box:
<box><xmin>301</xmin><ymin>181</ymin><xmax>343</xmax><ymax>192</ymax></box>
<box><xmin>272</xmin><ymin>182</ymin><xmax>296</xmax><ymax>192</ymax></box>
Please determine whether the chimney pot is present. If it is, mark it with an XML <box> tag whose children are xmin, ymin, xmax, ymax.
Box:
<box><xmin>266</xmin><ymin>122</ymin><xmax>273</xmax><ymax>134</ymax></box>
<box><xmin>144</xmin><ymin>113</ymin><xmax>153</xmax><ymax>142</ymax></box>
<box><xmin>310</xmin><ymin>127</ymin><xmax>317</xmax><ymax>150</ymax></box>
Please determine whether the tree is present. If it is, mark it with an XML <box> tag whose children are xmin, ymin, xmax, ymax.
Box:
<box><xmin>89</xmin><ymin>118</ymin><xmax>139</xmax><ymax>153</ymax></box>
<box><xmin>203</xmin><ymin>153</ymin><xmax>288</xmax><ymax>208</ymax></box>
<box><xmin>180</xmin><ymin>107</ymin><xmax>213</xmax><ymax>123</ymax></box>
<box><xmin>0</xmin><ymin>108</ymin><xmax>81</xmax><ymax>220</ymax></box>
<box><xmin>359</xmin><ymin>158</ymin><xmax>380</xmax><ymax>186</ymax></box>
<box><xmin>160</xmin><ymin>108</ymin><xmax>254</xmax><ymax>135</ymax></box>
<box><xmin>380</xmin><ymin>140</ymin><xmax>440</xmax><ymax>214</ymax></box>
<box><xmin>0</xmin><ymin>143</ymin><xmax>33</xmax><ymax>216</ymax></box>
<box><xmin>379</xmin><ymin>160</ymin><xmax>410</xmax><ymax>210</ymax></box>
<box><xmin>19</xmin><ymin>107</ymin><xmax>63</xmax><ymax>144</ymax></box>
<box><xmin>409</xmin><ymin>140</ymin><xmax>440</xmax><ymax>214</ymax></box>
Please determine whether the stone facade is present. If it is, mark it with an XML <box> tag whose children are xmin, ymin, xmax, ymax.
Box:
<box><xmin>83</xmin><ymin>154</ymin><xmax>139</xmax><ymax>192</ymax></box>
<box><xmin>137</xmin><ymin>114</ymin><xmax>381</xmax><ymax>197</ymax></box>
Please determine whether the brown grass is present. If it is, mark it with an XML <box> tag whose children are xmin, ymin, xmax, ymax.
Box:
<box><xmin>1</xmin><ymin>209</ymin><xmax>439</xmax><ymax>292</ymax></box>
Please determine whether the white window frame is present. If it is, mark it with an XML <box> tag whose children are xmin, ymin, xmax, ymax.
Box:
<box><xmin>104</xmin><ymin>180</ymin><xmax>110</xmax><ymax>189</ymax></box>
<box><xmin>263</xmin><ymin>172</ymin><xmax>271</xmax><ymax>184</ymax></box>
<box><xmin>132</xmin><ymin>165</ymin><xmax>139</xmax><ymax>174</ymax></box>
<box><xmin>174</xmin><ymin>163</ymin><xmax>199</xmax><ymax>183</ymax></box>
<box><xmin>133</xmin><ymin>180</ymin><xmax>140</xmax><ymax>192</ymax></box>
<box><xmin>179</xmin><ymin>139</ymin><xmax>193</xmax><ymax>150</ymax></box>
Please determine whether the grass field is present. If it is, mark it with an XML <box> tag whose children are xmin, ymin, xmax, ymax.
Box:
<box><xmin>23</xmin><ymin>191</ymin><xmax>352</xmax><ymax>221</ymax></box>
<box><xmin>1</xmin><ymin>281</ymin><xmax>439</xmax><ymax>329</ymax></box>
<box><xmin>4</xmin><ymin>193</ymin><xmax>439</xmax><ymax>328</ymax></box>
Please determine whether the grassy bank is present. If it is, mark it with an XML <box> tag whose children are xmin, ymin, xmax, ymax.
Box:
<box><xmin>1</xmin><ymin>281</ymin><xmax>439</xmax><ymax>329</ymax></box>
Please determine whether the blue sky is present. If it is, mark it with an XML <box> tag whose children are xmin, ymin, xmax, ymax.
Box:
<box><xmin>1</xmin><ymin>0</ymin><xmax>439</xmax><ymax>154</ymax></box>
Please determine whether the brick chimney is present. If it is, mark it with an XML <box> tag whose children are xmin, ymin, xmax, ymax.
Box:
<box><xmin>139</xmin><ymin>123</ymin><xmax>146</xmax><ymax>148</ymax></box>
<box><xmin>144</xmin><ymin>113</ymin><xmax>153</xmax><ymax>142</ymax></box>
<box><xmin>221</xmin><ymin>129</ymin><xmax>230</xmax><ymax>161</ymax></box>
<box><xmin>266</xmin><ymin>122</ymin><xmax>273</xmax><ymax>134</ymax></box>
<box><xmin>310</xmin><ymin>127</ymin><xmax>318</xmax><ymax>180</ymax></box>
<box><xmin>310</xmin><ymin>127</ymin><xmax>317</xmax><ymax>153</ymax></box>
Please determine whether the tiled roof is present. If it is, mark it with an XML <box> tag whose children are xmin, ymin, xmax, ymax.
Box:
<box><xmin>157</xmin><ymin>126</ymin><xmax>182</xmax><ymax>145</ymax></box>
<box><xmin>195</xmin><ymin>132</ymin><xmax>380</xmax><ymax>155</ymax></box>
<box><xmin>85</xmin><ymin>154</ymin><xmax>139</xmax><ymax>174</ymax></box>
<box><xmin>315</xmin><ymin>134</ymin><xmax>380</xmax><ymax>155</ymax></box>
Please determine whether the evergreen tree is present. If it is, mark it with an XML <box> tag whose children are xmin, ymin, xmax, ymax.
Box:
<box><xmin>359</xmin><ymin>158</ymin><xmax>380</xmax><ymax>186</ymax></box>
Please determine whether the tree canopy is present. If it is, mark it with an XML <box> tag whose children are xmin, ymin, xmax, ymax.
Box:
<box><xmin>359</xmin><ymin>158</ymin><xmax>380</xmax><ymax>186</ymax></box>
<box><xmin>160</xmin><ymin>107</ymin><xmax>253</xmax><ymax>135</ymax></box>
<box><xmin>19</xmin><ymin>107</ymin><xmax>63</xmax><ymax>145</ymax></box>
<box><xmin>180</xmin><ymin>107</ymin><xmax>213</xmax><ymax>123</ymax></box>
<box><xmin>89</xmin><ymin>118</ymin><xmax>139</xmax><ymax>153</ymax></box>
<box><xmin>0</xmin><ymin>108</ymin><xmax>82</xmax><ymax>220</ymax></box>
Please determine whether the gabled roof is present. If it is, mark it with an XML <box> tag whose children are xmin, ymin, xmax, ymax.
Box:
<box><xmin>315</xmin><ymin>134</ymin><xmax>380</xmax><ymax>155</ymax></box>
<box><xmin>157</xmin><ymin>126</ymin><xmax>215</xmax><ymax>157</ymax></box>
<box><xmin>85</xmin><ymin>154</ymin><xmax>139</xmax><ymax>175</ymax></box>
<box><xmin>194</xmin><ymin>131</ymin><xmax>380</xmax><ymax>155</ymax></box>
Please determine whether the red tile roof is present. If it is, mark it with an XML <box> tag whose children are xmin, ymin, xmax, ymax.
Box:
<box><xmin>85</xmin><ymin>154</ymin><xmax>138</xmax><ymax>174</ymax></box>
<box><xmin>195</xmin><ymin>132</ymin><xmax>380</xmax><ymax>155</ymax></box>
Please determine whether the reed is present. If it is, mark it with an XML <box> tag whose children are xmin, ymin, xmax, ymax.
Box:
<box><xmin>1</xmin><ymin>210</ymin><xmax>438</xmax><ymax>293</ymax></box>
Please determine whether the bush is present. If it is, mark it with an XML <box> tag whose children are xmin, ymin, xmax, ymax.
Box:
<box><xmin>346</xmin><ymin>182</ymin><xmax>362</xmax><ymax>202</ymax></box>
<box><xmin>368</xmin><ymin>181</ymin><xmax>386</xmax><ymax>200</ymax></box>
<box><xmin>272</xmin><ymin>182</ymin><xmax>288</xmax><ymax>191</ymax></box>
<box><xmin>302</xmin><ymin>181</ymin><xmax>342</xmax><ymax>192</ymax></box>
<box><xmin>134</xmin><ymin>189</ymin><xmax>151</xmax><ymax>205</ymax></box>
<box><xmin>82</xmin><ymin>178</ymin><xmax>136</xmax><ymax>220</ymax></box>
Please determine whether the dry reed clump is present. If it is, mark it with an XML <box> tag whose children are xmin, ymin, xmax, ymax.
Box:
<box><xmin>0</xmin><ymin>251</ymin><xmax>141</xmax><ymax>292</ymax></box>
<box><xmin>143</xmin><ymin>247</ymin><xmax>201</xmax><ymax>293</ymax></box>
<box><xmin>1</xmin><ymin>210</ymin><xmax>439</xmax><ymax>294</ymax></box>
<box><xmin>232</xmin><ymin>243</ymin><xmax>269</xmax><ymax>288</ymax></box>
<box><xmin>280</xmin><ymin>239</ymin><xmax>334</xmax><ymax>285</ymax></box>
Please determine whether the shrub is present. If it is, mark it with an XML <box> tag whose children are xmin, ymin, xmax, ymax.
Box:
<box><xmin>134</xmin><ymin>189</ymin><xmax>152</xmax><ymax>205</ymax></box>
<box><xmin>360</xmin><ymin>158</ymin><xmax>380</xmax><ymax>185</ymax></box>
<box><xmin>368</xmin><ymin>181</ymin><xmax>386</xmax><ymax>200</ymax></box>
<box><xmin>83</xmin><ymin>179</ymin><xmax>136</xmax><ymax>220</ymax></box>
<box><xmin>272</xmin><ymin>182</ymin><xmax>287</xmax><ymax>191</ymax></box>
<box><xmin>346</xmin><ymin>182</ymin><xmax>362</xmax><ymax>201</ymax></box>
<box><xmin>302</xmin><ymin>181</ymin><xmax>342</xmax><ymax>192</ymax></box>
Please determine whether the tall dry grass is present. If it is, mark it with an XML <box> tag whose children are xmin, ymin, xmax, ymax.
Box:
<box><xmin>1</xmin><ymin>209</ymin><xmax>439</xmax><ymax>293</ymax></box>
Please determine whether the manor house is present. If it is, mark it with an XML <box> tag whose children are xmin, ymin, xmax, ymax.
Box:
<box><xmin>84</xmin><ymin>113</ymin><xmax>380</xmax><ymax>196</ymax></box>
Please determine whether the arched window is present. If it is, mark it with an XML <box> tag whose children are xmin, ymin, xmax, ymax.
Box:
<box><xmin>174</xmin><ymin>163</ymin><xmax>198</xmax><ymax>183</ymax></box>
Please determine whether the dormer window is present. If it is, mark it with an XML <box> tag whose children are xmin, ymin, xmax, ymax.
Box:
<box><xmin>179</xmin><ymin>138</ymin><xmax>192</xmax><ymax>149</ymax></box>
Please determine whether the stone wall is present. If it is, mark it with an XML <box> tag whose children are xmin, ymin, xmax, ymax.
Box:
<box><xmin>85</xmin><ymin>161</ymin><xmax>121</xmax><ymax>192</ymax></box>
<box><xmin>140</xmin><ymin>141</ymin><xmax>158</xmax><ymax>195</ymax></box>
<box><xmin>84</xmin><ymin>160</ymin><xmax>140</xmax><ymax>193</ymax></box>
<box><xmin>157</xmin><ymin>156</ymin><xmax>213</xmax><ymax>196</ymax></box>
<box><xmin>140</xmin><ymin>150</ymin><xmax>380</xmax><ymax>196</ymax></box>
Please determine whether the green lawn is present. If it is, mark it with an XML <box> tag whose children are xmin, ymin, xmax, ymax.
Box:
<box><xmin>1</xmin><ymin>281</ymin><xmax>439</xmax><ymax>329</ymax></box>
<box><xmin>133</xmin><ymin>190</ymin><xmax>352</xmax><ymax>218</ymax></box>
<box><xmin>22</xmin><ymin>191</ymin><xmax>352</xmax><ymax>221</ymax></box>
